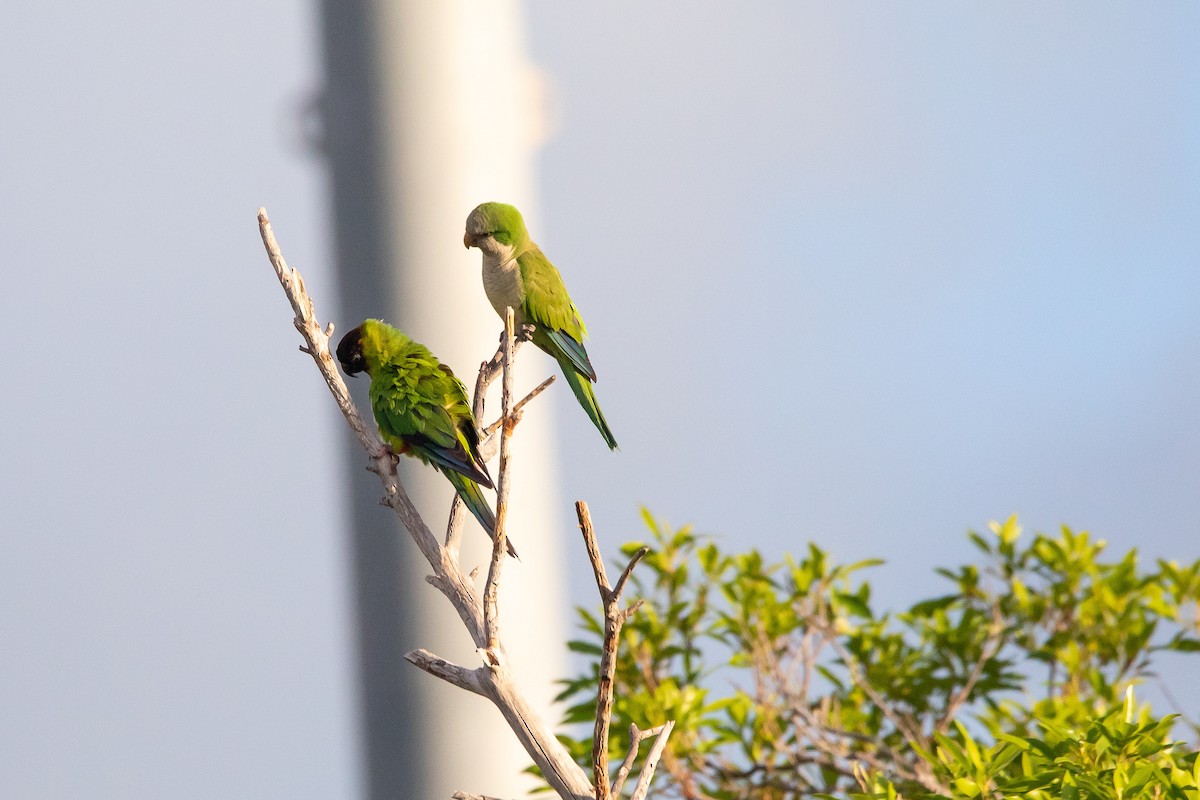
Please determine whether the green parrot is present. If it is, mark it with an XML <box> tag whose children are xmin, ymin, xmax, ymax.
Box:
<box><xmin>463</xmin><ymin>202</ymin><xmax>618</xmax><ymax>450</ymax></box>
<box><xmin>336</xmin><ymin>319</ymin><xmax>517</xmax><ymax>557</ymax></box>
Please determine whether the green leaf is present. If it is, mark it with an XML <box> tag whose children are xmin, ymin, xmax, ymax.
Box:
<box><xmin>833</xmin><ymin>590</ymin><xmax>873</xmax><ymax>619</ymax></box>
<box><xmin>908</xmin><ymin>594</ymin><xmax>960</xmax><ymax>616</ymax></box>
<box><xmin>1167</xmin><ymin>636</ymin><xmax>1200</xmax><ymax>653</ymax></box>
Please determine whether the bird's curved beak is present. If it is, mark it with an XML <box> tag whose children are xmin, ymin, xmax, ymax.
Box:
<box><xmin>463</xmin><ymin>231</ymin><xmax>473</xmax><ymax>249</ymax></box>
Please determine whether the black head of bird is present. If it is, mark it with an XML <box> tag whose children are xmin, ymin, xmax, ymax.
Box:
<box><xmin>336</xmin><ymin>325</ymin><xmax>368</xmax><ymax>377</ymax></box>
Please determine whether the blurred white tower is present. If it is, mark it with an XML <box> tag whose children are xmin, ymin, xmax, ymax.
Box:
<box><xmin>319</xmin><ymin>2</ymin><xmax>567</xmax><ymax>797</ymax></box>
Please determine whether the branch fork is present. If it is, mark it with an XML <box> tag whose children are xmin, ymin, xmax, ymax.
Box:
<box><xmin>576</xmin><ymin>502</ymin><xmax>668</xmax><ymax>800</ymax></box>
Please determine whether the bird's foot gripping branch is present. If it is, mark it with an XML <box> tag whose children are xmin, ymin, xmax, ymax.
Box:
<box><xmin>257</xmin><ymin>208</ymin><xmax>672</xmax><ymax>800</ymax></box>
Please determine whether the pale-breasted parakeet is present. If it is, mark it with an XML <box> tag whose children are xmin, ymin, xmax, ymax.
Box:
<box><xmin>463</xmin><ymin>202</ymin><xmax>618</xmax><ymax>450</ymax></box>
<box><xmin>336</xmin><ymin>319</ymin><xmax>517</xmax><ymax>557</ymax></box>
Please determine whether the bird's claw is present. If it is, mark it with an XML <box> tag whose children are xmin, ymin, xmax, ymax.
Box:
<box><xmin>368</xmin><ymin>442</ymin><xmax>398</xmax><ymax>464</ymax></box>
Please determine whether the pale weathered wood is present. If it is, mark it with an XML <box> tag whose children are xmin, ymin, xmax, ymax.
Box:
<box><xmin>628</xmin><ymin>721</ymin><xmax>675</xmax><ymax>800</ymax></box>
<box><xmin>610</xmin><ymin>723</ymin><xmax>668</xmax><ymax>799</ymax></box>
<box><xmin>259</xmin><ymin>208</ymin><xmax>487</xmax><ymax>641</ymax></box>
<box><xmin>576</xmin><ymin>501</ymin><xmax>649</xmax><ymax>800</ymax></box>
<box><xmin>406</xmin><ymin>649</ymin><xmax>487</xmax><ymax>695</ymax></box>
<box><xmin>481</xmin><ymin>375</ymin><xmax>556</xmax><ymax>451</ymax></box>
<box><xmin>259</xmin><ymin>209</ymin><xmax>592</xmax><ymax>800</ymax></box>
<box><xmin>448</xmin><ymin>338</ymin><xmax>508</xmax><ymax>557</ymax></box>
<box><xmin>483</xmin><ymin>307</ymin><xmax>517</xmax><ymax>652</ymax></box>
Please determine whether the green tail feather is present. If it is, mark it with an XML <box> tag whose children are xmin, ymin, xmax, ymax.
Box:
<box><xmin>559</xmin><ymin>359</ymin><xmax>619</xmax><ymax>450</ymax></box>
<box><xmin>445</xmin><ymin>470</ymin><xmax>519</xmax><ymax>559</ymax></box>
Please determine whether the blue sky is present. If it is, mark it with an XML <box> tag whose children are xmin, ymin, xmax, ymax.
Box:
<box><xmin>3</xmin><ymin>2</ymin><xmax>1199</xmax><ymax>797</ymax></box>
<box><xmin>526</xmin><ymin>4</ymin><xmax>1200</xmax><ymax>595</ymax></box>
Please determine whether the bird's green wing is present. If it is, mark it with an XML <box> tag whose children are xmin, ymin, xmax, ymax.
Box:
<box><xmin>371</xmin><ymin>360</ymin><xmax>493</xmax><ymax>488</ymax></box>
<box><xmin>517</xmin><ymin>245</ymin><xmax>597</xmax><ymax>381</ymax></box>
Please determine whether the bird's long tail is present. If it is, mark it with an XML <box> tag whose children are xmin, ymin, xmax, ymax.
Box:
<box><xmin>559</xmin><ymin>358</ymin><xmax>619</xmax><ymax>450</ymax></box>
<box><xmin>445</xmin><ymin>470</ymin><xmax>520</xmax><ymax>559</ymax></box>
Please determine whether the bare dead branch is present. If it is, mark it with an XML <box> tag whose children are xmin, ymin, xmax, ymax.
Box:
<box><xmin>611</xmin><ymin>723</ymin><xmax>669</xmax><ymax>798</ymax></box>
<box><xmin>482</xmin><ymin>374</ymin><xmax>557</xmax><ymax>447</ymax></box>
<box><xmin>577</xmin><ymin>502</ymin><xmax>612</xmax><ymax>800</ymax></box>
<box><xmin>258</xmin><ymin>209</ymin><xmax>593</xmax><ymax>800</ymax></box>
<box><xmin>447</xmin><ymin>346</ymin><xmax>504</xmax><ymax>556</ymax></box>
<box><xmin>259</xmin><ymin>208</ymin><xmax>380</xmax><ymax>458</ymax></box>
<box><xmin>576</xmin><ymin>501</ymin><xmax>652</xmax><ymax>800</ymax></box>
<box><xmin>612</xmin><ymin>548</ymin><xmax>649</xmax><ymax>601</ymax></box>
<box><xmin>628</xmin><ymin>721</ymin><xmax>675</xmax><ymax>800</ymax></box>
<box><xmin>610</xmin><ymin>724</ymin><xmax>644</xmax><ymax>799</ymax></box>
<box><xmin>406</xmin><ymin>649</ymin><xmax>487</xmax><ymax>696</ymax></box>
<box><xmin>483</xmin><ymin>308</ymin><xmax>517</xmax><ymax>652</ymax></box>
<box><xmin>444</xmin><ymin>500</ymin><xmax>468</xmax><ymax>562</ymax></box>
<box><xmin>623</xmin><ymin>598</ymin><xmax>645</xmax><ymax>622</ymax></box>
<box><xmin>579</xmin><ymin>502</ymin><xmax>611</xmax><ymax>601</ymax></box>
<box><xmin>259</xmin><ymin>208</ymin><xmax>486</xmax><ymax>641</ymax></box>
